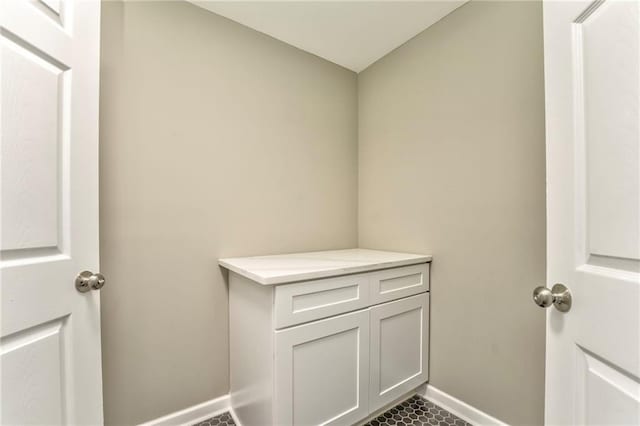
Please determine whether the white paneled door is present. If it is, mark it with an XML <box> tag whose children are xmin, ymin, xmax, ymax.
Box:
<box><xmin>543</xmin><ymin>0</ymin><xmax>640</xmax><ymax>424</ymax></box>
<box><xmin>1</xmin><ymin>0</ymin><xmax>103</xmax><ymax>424</ymax></box>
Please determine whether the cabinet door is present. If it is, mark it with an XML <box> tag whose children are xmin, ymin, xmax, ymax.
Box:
<box><xmin>275</xmin><ymin>310</ymin><xmax>370</xmax><ymax>426</ymax></box>
<box><xmin>369</xmin><ymin>293</ymin><xmax>429</xmax><ymax>411</ymax></box>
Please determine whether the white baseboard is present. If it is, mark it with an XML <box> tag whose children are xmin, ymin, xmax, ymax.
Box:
<box><xmin>137</xmin><ymin>385</ymin><xmax>506</xmax><ymax>426</ymax></box>
<box><xmin>228</xmin><ymin>406</ymin><xmax>242</xmax><ymax>426</ymax></box>
<box><xmin>417</xmin><ymin>384</ymin><xmax>508</xmax><ymax>426</ymax></box>
<box><xmin>138</xmin><ymin>394</ymin><xmax>231</xmax><ymax>426</ymax></box>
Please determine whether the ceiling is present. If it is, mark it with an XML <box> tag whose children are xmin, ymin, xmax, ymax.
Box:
<box><xmin>190</xmin><ymin>1</ymin><xmax>467</xmax><ymax>72</ymax></box>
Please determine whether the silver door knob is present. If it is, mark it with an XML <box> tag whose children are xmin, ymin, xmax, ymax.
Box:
<box><xmin>532</xmin><ymin>283</ymin><xmax>571</xmax><ymax>312</ymax></box>
<box><xmin>75</xmin><ymin>271</ymin><xmax>106</xmax><ymax>293</ymax></box>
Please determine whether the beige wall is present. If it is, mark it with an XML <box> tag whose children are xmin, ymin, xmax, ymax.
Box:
<box><xmin>101</xmin><ymin>1</ymin><xmax>546</xmax><ymax>424</ymax></box>
<box><xmin>358</xmin><ymin>1</ymin><xmax>546</xmax><ymax>425</ymax></box>
<box><xmin>99</xmin><ymin>2</ymin><xmax>358</xmax><ymax>424</ymax></box>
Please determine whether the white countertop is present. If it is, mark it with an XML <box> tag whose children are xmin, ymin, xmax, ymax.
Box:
<box><xmin>218</xmin><ymin>248</ymin><xmax>432</xmax><ymax>285</ymax></box>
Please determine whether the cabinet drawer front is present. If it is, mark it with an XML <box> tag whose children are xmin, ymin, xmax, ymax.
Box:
<box><xmin>369</xmin><ymin>263</ymin><xmax>429</xmax><ymax>305</ymax></box>
<box><xmin>274</xmin><ymin>310</ymin><xmax>370</xmax><ymax>426</ymax></box>
<box><xmin>274</xmin><ymin>274</ymin><xmax>370</xmax><ymax>329</ymax></box>
<box><xmin>369</xmin><ymin>293</ymin><xmax>429</xmax><ymax>412</ymax></box>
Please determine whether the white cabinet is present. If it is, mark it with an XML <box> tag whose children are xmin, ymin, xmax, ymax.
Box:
<box><xmin>274</xmin><ymin>310</ymin><xmax>370</xmax><ymax>426</ymax></box>
<box><xmin>369</xmin><ymin>293</ymin><xmax>429</xmax><ymax>410</ymax></box>
<box><xmin>222</xmin><ymin>249</ymin><xmax>431</xmax><ymax>426</ymax></box>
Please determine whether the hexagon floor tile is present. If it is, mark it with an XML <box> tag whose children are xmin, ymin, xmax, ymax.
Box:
<box><xmin>193</xmin><ymin>395</ymin><xmax>470</xmax><ymax>426</ymax></box>
<box><xmin>363</xmin><ymin>395</ymin><xmax>471</xmax><ymax>426</ymax></box>
<box><xmin>193</xmin><ymin>411</ymin><xmax>235</xmax><ymax>426</ymax></box>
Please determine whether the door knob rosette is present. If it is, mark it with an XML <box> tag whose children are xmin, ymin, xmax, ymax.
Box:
<box><xmin>75</xmin><ymin>271</ymin><xmax>106</xmax><ymax>293</ymax></box>
<box><xmin>533</xmin><ymin>283</ymin><xmax>571</xmax><ymax>313</ymax></box>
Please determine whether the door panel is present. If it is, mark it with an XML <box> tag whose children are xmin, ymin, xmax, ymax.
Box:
<box><xmin>575</xmin><ymin>347</ymin><xmax>640</xmax><ymax>426</ymax></box>
<box><xmin>1</xmin><ymin>32</ymin><xmax>67</xmax><ymax>252</ymax></box>
<box><xmin>274</xmin><ymin>310</ymin><xmax>370</xmax><ymax>426</ymax></box>
<box><xmin>544</xmin><ymin>0</ymin><xmax>639</xmax><ymax>424</ymax></box>
<box><xmin>0</xmin><ymin>0</ymin><xmax>102</xmax><ymax>424</ymax></box>
<box><xmin>1</xmin><ymin>318</ymin><xmax>68</xmax><ymax>425</ymax></box>
<box><xmin>579</xmin><ymin>0</ymin><xmax>639</xmax><ymax>261</ymax></box>
<box><xmin>369</xmin><ymin>293</ymin><xmax>429</xmax><ymax>411</ymax></box>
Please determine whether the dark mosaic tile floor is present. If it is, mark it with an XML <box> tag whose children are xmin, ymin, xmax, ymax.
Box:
<box><xmin>363</xmin><ymin>395</ymin><xmax>471</xmax><ymax>426</ymax></box>
<box><xmin>193</xmin><ymin>395</ymin><xmax>470</xmax><ymax>426</ymax></box>
<box><xmin>194</xmin><ymin>411</ymin><xmax>235</xmax><ymax>426</ymax></box>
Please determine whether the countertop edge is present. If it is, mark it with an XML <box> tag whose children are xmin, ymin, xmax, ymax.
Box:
<box><xmin>218</xmin><ymin>255</ymin><xmax>432</xmax><ymax>286</ymax></box>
